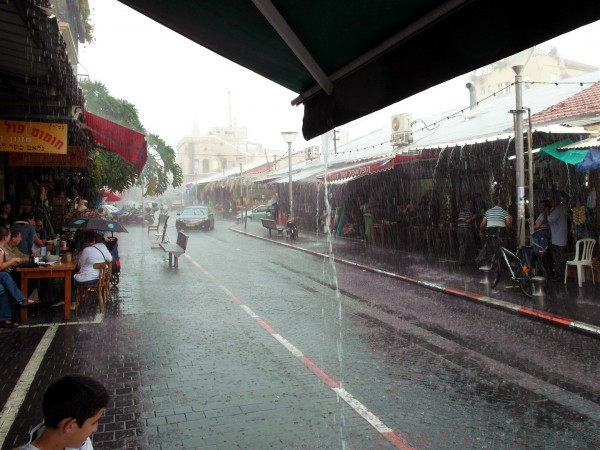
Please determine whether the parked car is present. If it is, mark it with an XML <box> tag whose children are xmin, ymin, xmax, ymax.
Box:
<box><xmin>176</xmin><ymin>206</ymin><xmax>215</xmax><ymax>231</ymax></box>
<box><xmin>170</xmin><ymin>201</ymin><xmax>185</xmax><ymax>211</ymax></box>
<box><xmin>235</xmin><ymin>204</ymin><xmax>270</xmax><ymax>223</ymax></box>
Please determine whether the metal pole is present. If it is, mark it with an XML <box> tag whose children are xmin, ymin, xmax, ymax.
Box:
<box><xmin>281</xmin><ymin>131</ymin><xmax>298</xmax><ymax>222</ymax></box>
<box><xmin>526</xmin><ymin>107</ymin><xmax>534</xmax><ymax>242</ymax></box>
<box><xmin>288</xmin><ymin>142</ymin><xmax>293</xmax><ymax>220</ymax></box>
<box><xmin>514</xmin><ymin>72</ymin><xmax>526</xmax><ymax>248</ymax></box>
<box><xmin>333</xmin><ymin>129</ymin><xmax>338</xmax><ymax>156</ymax></box>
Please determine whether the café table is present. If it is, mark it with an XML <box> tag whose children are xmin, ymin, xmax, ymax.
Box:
<box><xmin>17</xmin><ymin>261</ymin><xmax>77</xmax><ymax>322</ymax></box>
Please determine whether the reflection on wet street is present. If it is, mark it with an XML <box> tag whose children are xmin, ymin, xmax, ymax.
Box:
<box><xmin>1</xmin><ymin>222</ymin><xmax>599</xmax><ymax>449</ymax></box>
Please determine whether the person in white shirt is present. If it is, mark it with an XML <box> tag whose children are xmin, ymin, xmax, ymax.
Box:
<box><xmin>73</xmin><ymin>231</ymin><xmax>112</xmax><ymax>285</ymax></box>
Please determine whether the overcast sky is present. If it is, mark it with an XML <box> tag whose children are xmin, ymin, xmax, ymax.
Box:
<box><xmin>79</xmin><ymin>1</ymin><xmax>600</xmax><ymax>154</ymax></box>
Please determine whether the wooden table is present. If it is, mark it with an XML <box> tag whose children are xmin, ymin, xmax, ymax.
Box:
<box><xmin>17</xmin><ymin>261</ymin><xmax>77</xmax><ymax>322</ymax></box>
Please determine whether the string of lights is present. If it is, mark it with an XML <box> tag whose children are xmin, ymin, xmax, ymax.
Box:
<box><xmin>325</xmin><ymin>78</ymin><xmax>599</xmax><ymax>155</ymax></box>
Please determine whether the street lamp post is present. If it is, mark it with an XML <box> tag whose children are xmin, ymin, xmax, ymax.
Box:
<box><xmin>509</xmin><ymin>48</ymin><xmax>534</xmax><ymax>248</ymax></box>
<box><xmin>281</xmin><ymin>131</ymin><xmax>298</xmax><ymax>221</ymax></box>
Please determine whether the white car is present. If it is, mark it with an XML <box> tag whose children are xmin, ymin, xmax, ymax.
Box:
<box><xmin>235</xmin><ymin>204</ymin><xmax>270</xmax><ymax>223</ymax></box>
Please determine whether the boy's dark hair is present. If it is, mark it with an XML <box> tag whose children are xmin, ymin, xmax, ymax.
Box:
<box><xmin>42</xmin><ymin>374</ymin><xmax>109</xmax><ymax>428</ymax></box>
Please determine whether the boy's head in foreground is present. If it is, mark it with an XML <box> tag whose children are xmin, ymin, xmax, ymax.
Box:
<box><xmin>40</xmin><ymin>374</ymin><xmax>109</xmax><ymax>447</ymax></box>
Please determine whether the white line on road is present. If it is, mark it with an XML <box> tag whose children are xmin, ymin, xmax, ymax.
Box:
<box><xmin>187</xmin><ymin>254</ymin><xmax>413</xmax><ymax>449</ymax></box>
<box><xmin>0</xmin><ymin>325</ymin><xmax>58</xmax><ymax>447</ymax></box>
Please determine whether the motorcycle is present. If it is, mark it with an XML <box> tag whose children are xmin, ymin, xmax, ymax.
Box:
<box><xmin>120</xmin><ymin>207</ymin><xmax>144</xmax><ymax>224</ymax></box>
<box><xmin>286</xmin><ymin>218</ymin><xmax>298</xmax><ymax>241</ymax></box>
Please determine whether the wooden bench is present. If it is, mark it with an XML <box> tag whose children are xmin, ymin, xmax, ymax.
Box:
<box><xmin>261</xmin><ymin>218</ymin><xmax>286</xmax><ymax>237</ymax></box>
<box><xmin>159</xmin><ymin>230</ymin><xmax>189</xmax><ymax>268</ymax></box>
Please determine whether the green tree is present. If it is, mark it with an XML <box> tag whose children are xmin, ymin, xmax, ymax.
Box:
<box><xmin>80</xmin><ymin>79</ymin><xmax>182</xmax><ymax>196</ymax></box>
<box><xmin>79</xmin><ymin>0</ymin><xmax>94</xmax><ymax>43</ymax></box>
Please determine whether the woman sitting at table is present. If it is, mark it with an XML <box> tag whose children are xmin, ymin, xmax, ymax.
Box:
<box><xmin>73</xmin><ymin>230</ymin><xmax>112</xmax><ymax>294</ymax></box>
<box><xmin>0</xmin><ymin>229</ymin><xmax>40</xmax><ymax>327</ymax></box>
<box><xmin>0</xmin><ymin>270</ymin><xmax>40</xmax><ymax>327</ymax></box>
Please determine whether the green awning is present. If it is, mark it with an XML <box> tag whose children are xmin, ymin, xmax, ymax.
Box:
<box><xmin>540</xmin><ymin>139</ymin><xmax>581</xmax><ymax>164</ymax></box>
<box><xmin>118</xmin><ymin>0</ymin><xmax>600</xmax><ymax>140</ymax></box>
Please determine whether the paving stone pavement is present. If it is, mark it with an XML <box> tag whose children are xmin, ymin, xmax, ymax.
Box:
<box><xmin>0</xmin><ymin>223</ymin><xmax>397</xmax><ymax>450</ymax></box>
<box><xmin>2</xmin><ymin>219</ymin><xmax>600</xmax><ymax>449</ymax></box>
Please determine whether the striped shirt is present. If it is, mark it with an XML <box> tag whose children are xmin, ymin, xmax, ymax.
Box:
<box><xmin>485</xmin><ymin>206</ymin><xmax>510</xmax><ymax>228</ymax></box>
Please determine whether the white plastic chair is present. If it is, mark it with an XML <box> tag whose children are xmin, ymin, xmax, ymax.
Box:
<box><xmin>564</xmin><ymin>238</ymin><xmax>596</xmax><ymax>287</ymax></box>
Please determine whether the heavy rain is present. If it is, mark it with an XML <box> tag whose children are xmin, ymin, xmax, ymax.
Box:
<box><xmin>1</xmin><ymin>1</ymin><xmax>600</xmax><ymax>449</ymax></box>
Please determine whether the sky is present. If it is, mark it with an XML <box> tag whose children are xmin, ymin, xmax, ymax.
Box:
<box><xmin>79</xmin><ymin>1</ymin><xmax>600</xmax><ymax>155</ymax></box>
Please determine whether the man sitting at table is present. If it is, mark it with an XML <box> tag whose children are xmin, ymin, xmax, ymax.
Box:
<box><xmin>2</xmin><ymin>230</ymin><xmax>30</xmax><ymax>264</ymax></box>
<box><xmin>70</xmin><ymin>231</ymin><xmax>112</xmax><ymax>306</ymax></box>
<box><xmin>11</xmin><ymin>211</ymin><xmax>36</xmax><ymax>256</ymax></box>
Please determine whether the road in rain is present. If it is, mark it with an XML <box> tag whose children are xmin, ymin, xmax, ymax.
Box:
<box><xmin>2</xmin><ymin>222</ymin><xmax>599</xmax><ymax>449</ymax></box>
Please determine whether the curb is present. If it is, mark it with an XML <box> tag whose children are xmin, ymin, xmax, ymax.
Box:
<box><xmin>230</xmin><ymin>226</ymin><xmax>600</xmax><ymax>340</ymax></box>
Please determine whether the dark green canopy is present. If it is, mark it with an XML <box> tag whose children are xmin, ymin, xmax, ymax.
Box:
<box><xmin>118</xmin><ymin>0</ymin><xmax>600</xmax><ymax>140</ymax></box>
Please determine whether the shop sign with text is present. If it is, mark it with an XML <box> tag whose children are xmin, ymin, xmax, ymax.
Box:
<box><xmin>8</xmin><ymin>146</ymin><xmax>87</xmax><ymax>168</ymax></box>
<box><xmin>0</xmin><ymin>120</ymin><xmax>68</xmax><ymax>154</ymax></box>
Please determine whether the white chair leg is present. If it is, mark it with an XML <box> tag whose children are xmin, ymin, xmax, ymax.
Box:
<box><xmin>577</xmin><ymin>266</ymin><xmax>583</xmax><ymax>287</ymax></box>
<box><xmin>564</xmin><ymin>264</ymin><xmax>568</xmax><ymax>284</ymax></box>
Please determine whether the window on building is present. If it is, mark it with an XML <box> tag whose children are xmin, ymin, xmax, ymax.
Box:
<box><xmin>203</xmin><ymin>159</ymin><xmax>210</xmax><ymax>173</ymax></box>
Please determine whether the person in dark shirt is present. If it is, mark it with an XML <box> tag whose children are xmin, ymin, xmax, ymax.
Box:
<box><xmin>0</xmin><ymin>201</ymin><xmax>12</xmax><ymax>229</ymax></box>
<box><xmin>11</xmin><ymin>212</ymin><xmax>36</xmax><ymax>255</ymax></box>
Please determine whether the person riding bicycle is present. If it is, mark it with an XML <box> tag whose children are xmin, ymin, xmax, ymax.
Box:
<box><xmin>479</xmin><ymin>198</ymin><xmax>512</xmax><ymax>240</ymax></box>
<box><xmin>476</xmin><ymin>198</ymin><xmax>512</xmax><ymax>266</ymax></box>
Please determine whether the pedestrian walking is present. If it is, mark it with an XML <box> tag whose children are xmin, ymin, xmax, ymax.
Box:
<box><xmin>457</xmin><ymin>200</ymin><xmax>477</xmax><ymax>265</ymax></box>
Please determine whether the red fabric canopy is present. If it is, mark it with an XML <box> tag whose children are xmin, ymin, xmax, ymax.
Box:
<box><xmin>318</xmin><ymin>153</ymin><xmax>433</xmax><ymax>184</ymax></box>
<box><xmin>83</xmin><ymin>111</ymin><xmax>148</xmax><ymax>175</ymax></box>
<box><xmin>102</xmin><ymin>190</ymin><xmax>122</xmax><ymax>202</ymax></box>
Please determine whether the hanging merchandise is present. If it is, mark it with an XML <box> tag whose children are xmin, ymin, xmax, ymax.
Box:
<box><xmin>572</xmin><ymin>202</ymin><xmax>586</xmax><ymax>239</ymax></box>
<box><xmin>572</xmin><ymin>204</ymin><xmax>586</xmax><ymax>225</ymax></box>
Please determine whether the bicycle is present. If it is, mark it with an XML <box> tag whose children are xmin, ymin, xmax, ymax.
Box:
<box><xmin>480</xmin><ymin>231</ymin><xmax>546</xmax><ymax>298</ymax></box>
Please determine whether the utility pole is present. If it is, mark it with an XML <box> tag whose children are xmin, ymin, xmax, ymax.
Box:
<box><xmin>228</xmin><ymin>91</ymin><xmax>232</xmax><ymax>128</ymax></box>
<box><xmin>333</xmin><ymin>129</ymin><xmax>339</xmax><ymax>156</ymax></box>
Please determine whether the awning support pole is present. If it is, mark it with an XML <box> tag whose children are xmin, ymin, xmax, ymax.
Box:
<box><xmin>252</xmin><ymin>0</ymin><xmax>333</xmax><ymax>95</ymax></box>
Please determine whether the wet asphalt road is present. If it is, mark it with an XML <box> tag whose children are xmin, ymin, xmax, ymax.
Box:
<box><xmin>1</xmin><ymin>221</ymin><xmax>599</xmax><ymax>449</ymax></box>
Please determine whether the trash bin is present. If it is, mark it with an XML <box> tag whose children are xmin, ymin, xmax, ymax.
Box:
<box><xmin>364</xmin><ymin>213</ymin><xmax>373</xmax><ymax>244</ymax></box>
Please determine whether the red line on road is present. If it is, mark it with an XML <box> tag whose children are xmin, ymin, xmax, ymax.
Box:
<box><xmin>392</xmin><ymin>274</ymin><xmax>419</xmax><ymax>283</ymax></box>
<box><xmin>298</xmin><ymin>355</ymin><xmax>340</xmax><ymax>389</ymax></box>
<box><xmin>518</xmin><ymin>307</ymin><xmax>573</xmax><ymax>326</ymax></box>
<box><xmin>255</xmin><ymin>317</ymin><xmax>278</xmax><ymax>335</ymax></box>
<box><xmin>445</xmin><ymin>287</ymin><xmax>482</xmax><ymax>300</ymax></box>
<box><xmin>383</xmin><ymin>431</ymin><xmax>418</xmax><ymax>450</ymax></box>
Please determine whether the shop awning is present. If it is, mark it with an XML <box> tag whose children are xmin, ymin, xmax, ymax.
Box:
<box><xmin>317</xmin><ymin>153</ymin><xmax>432</xmax><ymax>184</ymax></box>
<box><xmin>118</xmin><ymin>0</ymin><xmax>600</xmax><ymax>140</ymax></box>
<box><xmin>558</xmin><ymin>135</ymin><xmax>600</xmax><ymax>151</ymax></box>
<box><xmin>543</xmin><ymin>137</ymin><xmax>600</xmax><ymax>172</ymax></box>
<box><xmin>83</xmin><ymin>111</ymin><xmax>148</xmax><ymax>175</ymax></box>
<box><xmin>541</xmin><ymin>139</ymin><xmax>579</xmax><ymax>164</ymax></box>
